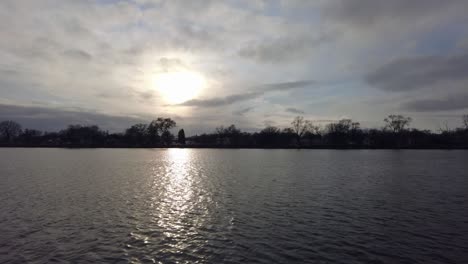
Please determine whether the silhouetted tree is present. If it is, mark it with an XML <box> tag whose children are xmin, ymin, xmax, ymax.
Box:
<box><xmin>0</xmin><ymin>120</ymin><xmax>22</xmax><ymax>142</ymax></box>
<box><xmin>148</xmin><ymin>118</ymin><xmax>176</xmax><ymax>145</ymax></box>
<box><xmin>216</xmin><ymin>125</ymin><xmax>241</xmax><ymax>145</ymax></box>
<box><xmin>147</xmin><ymin>121</ymin><xmax>161</xmax><ymax>145</ymax></box>
<box><xmin>177</xmin><ymin>129</ymin><xmax>186</xmax><ymax>145</ymax></box>
<box><xmin>257</xmin><ymin>126</ymin><xmax>281</xmax><ymax>146</ymax></box>
<box><xmin>383</xmin><ymin>115</ymin><xmax>413</xmax><ymax>147</ymax></box>
<box><xmin>291</xmin><ymin>116</ymin><xmax>312</xmax><ymax>145</ymax></box>
<box><xmin>384</xmin><ymin>115</ymin><xmax>412</xmax><ymax>133</ymax></box>
<box><xmin>161</xmin><ymin>130</ymin><xmax>174</xmax><ymax>145</ymax></box>
<box><xmin>326</xmin><ymin>119</ymin><xmax>361</xmax><ymax>145</ymax></box>
<box><xmin>1</xmin><ymin>114</ymin><xmax>468</xmax><ymax>149</ymax></box>
<box><xmin>125</xmin><ymin>123</ymin><xmax>148</xmax><ymax>145</ymax></box>
<box><xmin>19</xmin><ymin>129</ymin><xmax>43</xmax><ymax>144</ymax></box>
<box><xmin>280</xmin><ymin>127</ymin><xmax>296</xmax><ymax>146</ymax></box>
<box><xmin>60</xmin><ymin>125</ymin><xmax>105</xmax><ymax>145</ymax></box>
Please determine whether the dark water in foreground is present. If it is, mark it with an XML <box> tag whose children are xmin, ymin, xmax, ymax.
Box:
<box><xmin>0</xmin><ymin>149</ymin><xmax>467</xmax><ymax>264</ymax></box>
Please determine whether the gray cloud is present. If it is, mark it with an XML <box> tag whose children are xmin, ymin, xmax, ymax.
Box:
<box><xmin>178</xmin><ymin>80</ymin><xmax>314</xmax><ymax>107</ymax></box>
<box><xmin>0</xmin><ymin>103</ymin><xmax>147</xmax><ymax>132</ymax></box>
<box><xmin>366</xmin><ymin>53</ymin><xmax>468</xmax><ymax>91</ymax></box>
<box><xmin>285</xmin><ymin>107</ymin><xmax>304</xmax><ymax>114</ymax></box>
<box><xmin>233</xmin><ymin>106</ymin><xmax>254</xmax><ymax>116</ymax></box>
<box><xmin>178</xmin><ymin>92</ymin><xmax>260</xmax><ymax>107</ymax></box>
<box><xmin>260</xmin><ymin>80</ymin><xmax>315</xmax><ymax>91</ymax></box>
<box><xmin>238</xmin><ymin>34</ymin><xmax>335</xmax><ymax>63</ymax></box>
<box><xmin>324</xmin><ymin>0</ymin><xmax>466</xmax><ymax>26</ymax></box>
<box><xmin>403</xmin><ymin>93</ymin><xmax>468</xmax><ymax>112</ymax></box>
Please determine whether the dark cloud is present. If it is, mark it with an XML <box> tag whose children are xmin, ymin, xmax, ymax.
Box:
<box><xmin>179</xmin><ymin>92</ymin><xmax>260</xmax><ymax>107</ymax></box>
<box><xmin>366</xmin><ymin>53</ymin><xmax>468</xmax><ymax>91</ymax></box>
<box><xmin>178</xmin><ymin>80</ymin><xmax>314</xmax><ymax>107</ymax></box>
<box><xmin>233</xmin><ymin>106</ymin><xmax>254</xmax><ymax>116</ymax></box>
<box><xmin>325</xmin><ymin>0</ymin><xmax>466</xmax><ymax>26</ymax></box>
<box><xmin>403</xmin><ymin>93</ymin><xmax>468</xmax><ymax>112</ymax></box>
<box><xmin>285</xmin><ymin>107</ymin><xmax>304</xmax><ymax>114</ymax></box>
<box><xmin>261</xmin><ymin>80</ymin><xmax>315</xmax><ymax>91</ymax></box>
<box><xmin>0</xmin><ymin>103</ymin><xmax>147</xmax><ymax>132</ymax></box>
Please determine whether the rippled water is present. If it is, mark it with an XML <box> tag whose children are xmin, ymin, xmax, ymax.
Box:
<box><xmin>0</xmin><ymin>149</ymin><xmax>467</xmax><ymax>263</ymax></box>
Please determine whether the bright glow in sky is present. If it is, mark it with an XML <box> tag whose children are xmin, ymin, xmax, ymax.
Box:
<box><xmin>153</xmin><ymin>71</ymin><xmax>205</xmax><ymax>104</ymax></box>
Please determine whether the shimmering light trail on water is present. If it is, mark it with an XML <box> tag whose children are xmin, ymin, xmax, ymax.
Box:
<box><xmin>0</xmin><ymin>149</ymin><xmax>467</xmax><ymax>263</ymax></box>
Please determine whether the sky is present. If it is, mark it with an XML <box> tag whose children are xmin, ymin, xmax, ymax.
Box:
<box><xmin>1</xmin><ymin>0</ymin><xmax>468</xmax><ymax>134</ymax></box>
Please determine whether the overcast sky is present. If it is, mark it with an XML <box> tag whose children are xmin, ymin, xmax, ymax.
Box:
<box><xmin>1</xmin><ymin>0</ymin><xmax>468</xmax><ymax>134</ymax></box>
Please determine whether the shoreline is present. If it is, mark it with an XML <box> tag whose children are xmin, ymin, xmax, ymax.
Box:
<box><xmin>1</xmin><ymin>145</ymin><xmax>467</xmax><ymax>150</ymax></box>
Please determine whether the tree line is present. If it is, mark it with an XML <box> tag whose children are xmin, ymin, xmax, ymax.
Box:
<box><xmin>1</xmin><ymin>115</ymin><xmax>468</xmax><ymax>148</ymax></box>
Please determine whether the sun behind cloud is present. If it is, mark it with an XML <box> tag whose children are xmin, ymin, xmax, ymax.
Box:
<box><xmin>153</xmin><ymin>71</ymin><xmax>206</xmax><ymax>104</ymax></box>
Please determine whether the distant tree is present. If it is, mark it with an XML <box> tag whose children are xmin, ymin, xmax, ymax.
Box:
<box><xmin>159</xmin><ymin>118</ymin><xmax>177</xmax><ymax>145</ymax></box>
<box><xmin>147</xmin><ymin>121</ymin><xmax>161</xmax><ymax>145</ymax></box>
<box><xmin>261</xmin><ymin>126</ymin><xmax>280</xmax><ymax>134</ymax></box>
<box><xmin>60</xmin><ymin>125</ymin><xmax>105</xmax><ymax>145</ymax></box>
<box><xmin>326</xmin><ymin>119</ymin><xmax>352</xmax><ymax>145</ymax></box>
<box><xmin>257</xmin><ymin>126</ymin><xmax>281</xmax><ymax>146</ymax></box>
<box><xmin>327</xmin><ymin>119</ymin><xmax>351</xmax><ymax>134</ymax></box>
<box><xmin>280</xmin><ymin>127</ymin><xmax>297</xmax><ymax>146</ymax></box>
<box><xmin>384</xmin><ymin>115</ymin><xmax>412</xmax><ymax>133</ymax></box>
<box><xmin>19</xmin><ymin>129</ymin><xmax>43</xmax><ymax>144</ymax></box>
<box><xmin>216</xmin><ymin>125</ymin><xmax>241</xmax><ymax>136</ymax></box>
<box><xmin>291</xmin><ymin>116</ymin><xmax>312</xmax><ymax>145</ymax></box>
<box><xmin>0</xmin><ymin>120</ymin><xmax>22</xmax><ymax>142</ymax></box>
<box><xmin>463</xmin><ymin>115</ymin><xmax>468</xmax><ymax>129</ymax></box>
<box><xmin>310</xmin><ymin>124</ymin><xmax>322</xmax><ymax>136</ymax></box>
<box><xmin>125</xmin><ymin>123</ymin><xmax>148</xmax><ymax>145</ymax></box>
<box><xmin>437</xmin><ymin>121</ymin><xmax>452</xmax><ymax>133</ymax></box>
<box><xmin>148</xmin><ymin>118</ymin><xmax>176</xmax><ymax>145</ymax></box>
<box><xmin>178</xmin><ymin>129</ymin><xmax>186</xmax><ymax>145</ymax></box>
<box><xmin>215</xmin><ymin>125</ymin><xmax>242</xmax><ymax>145</ymax></box>
<box><xmin>161</xmin><ymin>130</ymin><xmax>174</xmax><ymax>145</ymax></box>
<box><xmin>158</xmin><ymin>118</ymin><xmax>177</xmax><ymax>132</ymax></box>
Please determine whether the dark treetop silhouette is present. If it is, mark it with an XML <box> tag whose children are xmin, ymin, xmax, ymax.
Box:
<box><xmin>0</xmin><ymin>115</ymin><xmax>467</xmax><ymax>149</ymax></box>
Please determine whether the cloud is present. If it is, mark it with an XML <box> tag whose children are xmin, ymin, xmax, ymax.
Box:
<box><xmin>324</xmin><ymin>0</ymin><xmax>467</xmax><ymax>26</ymax></box>
<box><xmin>285</xmin><ymin>107</ymin><xmax>304</xmax><ymax>114</ymax></box>
<box><xmin>238</xmin><ymin>34</ymin><xmax>335</xmax><ymax>63</ymax></box>
<box><xmin>178</xmin><ymin>80</ymin><xmax>314</xmax><ymax>107</ymax></box>
<box><xmin>403</xmin><ymin>93</ymin><xmax>468</xmax><ymax>112</ymax></box>
<box><xmin>178</xmin><ymin>92</ymin><xmax>260</xmax><ymax>107</ymax></box>
<box><xmin>260</xmin><ymin>80</ymin><xmax>315</xmax><ymax>91</ymax></box>
<box><xmin>0</xmin><ymin>103</ymin><xmax>147</xmax><ymax>132</ymax></box>
<box><xmin>233</xmin><ymin>106</ymin><xmax>254</xmax><ymax>116</ymax></box>
<box><xmin>158</xmin><ymin>57</ymin><xmax>187</xmax><ymax>72</ymax></box>
<box><xmin>366</xmin><ymin>52</ymin><xmax>468</xmax><ymax>91</ymax></box>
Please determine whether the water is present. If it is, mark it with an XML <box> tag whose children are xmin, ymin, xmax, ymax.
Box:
<box><xmin>0</xmin><ymin>149</ymin><xmax>467</xmax><ymax>263</ymax></box>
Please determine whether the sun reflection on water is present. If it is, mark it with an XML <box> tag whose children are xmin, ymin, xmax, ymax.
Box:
<box><xmin>153</xmin><ymin>148</ymin><xmax>209</xmax><ymax>252</ymax></box>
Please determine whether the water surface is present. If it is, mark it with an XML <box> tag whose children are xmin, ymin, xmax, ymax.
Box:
<box><xmin>0</xmin><ymin>149</ymin><xmax>467</xmax><ymax>263</ymax></box>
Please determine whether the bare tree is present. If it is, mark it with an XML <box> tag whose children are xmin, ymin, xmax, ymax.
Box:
<box><xmin>291</xmin><ymin>116</ymin><xmax>312</xmax><ymax>145</ymax></box>
<box><xmin>463</xmin><ymin>115</ymin><xmax>468</xmax><ymax>129</ymax></box>
<box><xmin>383</xmin><ymin>115</ymin><xmax>412</xmax><ymax>133</ymax></box>
<box><xmin>0</xmin><ymin>120</ymin><xmax>22</xmax><ymax>142</ymax></box>
<box><xmin>437</xmin><ymin>121</ymin><xmax>451</xmax><ymax>133</ymax></box>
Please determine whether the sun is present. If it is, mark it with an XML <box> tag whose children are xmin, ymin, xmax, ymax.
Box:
<box><xmin>153</xmin><ymin>71</ymin><xmax>205</xmax><ymax>104</ymax></box>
